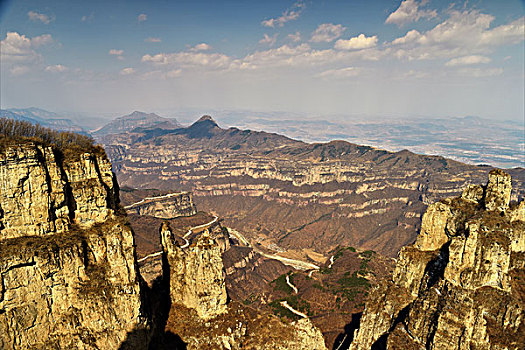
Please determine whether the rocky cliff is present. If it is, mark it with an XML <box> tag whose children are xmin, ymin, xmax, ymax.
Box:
<box><xmin>0</xmin><ymin>143</ymin><xmax>117</xmax><ymax>239</ymax></box>
<box><xmin>349</xmin><ymin>169</ymin><xmax>524</xmax><ymax>350</ymax></box>
<box><xmin>159</xmin><ymin>211</ymin><xmax>328</xmax><ymax>349</ymax></box>
<box><xmin>124</xmin><ymin>192</ymin><xmax>197</xmax><ymax>219</ymax></box>
<box><xmin>0</xmin><ymin>140</ymin><xmax>146</xmax><ymax>349</ymax></box>
<box><xmin>160</xmin><ymin>221</ymin><xmax>228</xmax><ymax>320</ymax></box>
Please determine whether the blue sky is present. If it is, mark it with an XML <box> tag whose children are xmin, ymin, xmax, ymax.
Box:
<box><xmin>0</xmin><ymin>0</ymin><xmax>523</xmax><ymax>121</ymax></box>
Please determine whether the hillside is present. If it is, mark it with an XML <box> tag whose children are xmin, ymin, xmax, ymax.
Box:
<box><xmin>0</xmin><ymin>107</ymin><xmax>85</xmax><ymax>132</ymax></box>
<box><xmin>102</xmin><ymin>115</ymin><xmax>525</xmax><ymax>259</ymax></box>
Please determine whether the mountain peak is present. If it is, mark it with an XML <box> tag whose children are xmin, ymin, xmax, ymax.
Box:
<box><xmin>190</xmin><ymin>115</ymin><xmax>219</xmax><ymax>128</ymax></box>
<box><xmin>185</xmin><ymin>115</ymin><xmax>220</xmax><ymax>138</ymax></box>
<box><xmin>123</xmin><ymin>111</ymin><xmax>161</xmax><ymax>120</ymax></box>
<box><xmin>196</xmin><ymin>115</ymin><xmax>216</xmax><ymax>123</ymax></box>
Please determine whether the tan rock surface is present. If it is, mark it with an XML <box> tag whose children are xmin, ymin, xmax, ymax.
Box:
<box><xmin>350</xmin><ymin>170</ymin><xmax>524</xmax><ymax>350</ymax></box>
<box><xmin>160</xmin><ymin>222</ymin><xmax>228</xmax><ymax>320</ymax></box>
<box><xmin>0</xmin><ymin>141</ymin><xmax>146</xmax><ymax>349</ymax></box>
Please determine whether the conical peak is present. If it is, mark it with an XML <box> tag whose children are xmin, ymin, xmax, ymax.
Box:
<box><xmin>196</xmin><ymin>115</ymin><xmax>216</xmax><ymax>123</ymax></box>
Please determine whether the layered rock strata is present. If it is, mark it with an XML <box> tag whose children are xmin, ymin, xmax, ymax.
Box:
<box><xmin>350</xmin><ymin>169</ymin><xmax>524</xmax><ymax>350</ymax></box>
<box><xmin>0</xmin><ymin>142</ymin><xmax>145</xmax><ymax>349</ymax></box>
<box><xmin>102</xmin><ymin>117</ymin><xmax>525</xmax><ymax>257</ymax></box>
<box><xmin>124</xmin><ymin>192</ymin><xmax>197</xmax><ymax>219</ymax></box>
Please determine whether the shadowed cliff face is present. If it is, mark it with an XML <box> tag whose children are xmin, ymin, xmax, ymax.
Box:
<box><xmin>0</xmin><ymin>141</ymin><xmax>146</xmax><ymax>349</ymax></box>
<box><xmin>101</xmin><ymin>117</ymin><xmax>525</xmax><ymax>258</ymax></box>
<box><xmin>350</xmin><ymin>170</ymin><xmax>525</xmax><ymax>350</ymax></box>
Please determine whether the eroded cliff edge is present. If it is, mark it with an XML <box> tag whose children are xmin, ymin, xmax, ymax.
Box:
<box><xmin>350</xmin><ymin>169</ymin><xmax>524</xmax><ymax>350</ymax></box>
<box><xmin>0</xmin><ymin>140</ymin><xmax>146</xmax><ymax>349</ymax></box>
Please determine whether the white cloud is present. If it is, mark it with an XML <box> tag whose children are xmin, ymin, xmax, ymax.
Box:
<box><xmin>142</xmin><ymin>41</ymin><xmax>384</xmax><ymax>75</ymax></box>
<box><xmin>316</xmin><ymin>67</ymin><xmax>361</xmax><ymax>79</ymax></box>
<box><xmin>287</xmin><ymin>31</ymin><xmax>301</xmax><ymax>42</ymax></box>
<box><xmin>390</xmin><ymin>11</ymin><xmax>525</xmax><ymax>61</ymax></box>
<box><xmin>45</xmin><ymin>64</ymin><xmax>68</xmax><ymax>73</ymax></box>
<box><xmin>145</xmin><ymin>37</ymin><xmax>162</xmax><ymax>43</ymax></box>
<box><xmin>335</xmin><ymin>34</ymin><xmax>378</xmax><ymax>50</ymax></box>
<box><xmin>32</xmin><ymin>34</ymin><xmax>53</xmax><ymax>47</ymax></box>
<box><xmin>234</xmin><ymin>43</ymin><xmax>383</xmax><ymax>70</ymax></box>
<box><xmin>310</xmin><ymin>23</ymin><xmax>346</xmax><ymax>43</ymax></box>
<box><xmin>259</xmin><ymin>34</ymin><xmax>277</xmax><ymax>46</ymax></box>
<box><xmin>137</xmin><ymin>13</ymin><xmax>147</xmax><ymax>22</ymax></box>
<box><xmin>81</xmin><ymin>13</ymin><xmax>94</xmax><ymax>22</ymax></box>
<box><xmin>28</xmin><ymin>11</ymin><xmax>53</xmax><ymax>24</ymax></box>
<box><xmin>190</xmin><ymin>43</ymin><xmax>211</xmax><ymax>51</ymax></box>
<box><xmin>458</xmin><ymin>67</ymin><xmax>503</xmax><ymax>77</ymax></box>
<box><xmin>385</xmin><ymin>0</ymin><xmax>437</xmax><ymax>26</ymax></box>
<box><xmin>120</xmin><ymin>67</ymin><xmax>136</xmax><ymax>75</ymax></box>
<box><xmin>0</xmin><ymin>32</ymin><xmax>53</xmax><ymax>65</ymax></box>
<box><xmin>479</xmin><ymin>17</ymin><xmax>525</xmax><ymax>46</ymax></box>
<box><xmin>445</xmin><ymin>55</ymin><xmax>491</xmax><ymax>66</ymax></box>
<box><xmin>166</xmin><ymin>69</ymin><xmax>182</xmax><ymax>78</ymax></box>
<box><xmin>142</xmin><ymin>52</ymin><xmax>231</xmax><ymax>70</ymax></box>
<box><xmin>109</xmin><ymin>49</ymin><xmax>125</xmax><ymax>60</ymax></box>
<box><xmin>261</xmin><ymin>1</ymin><xmax>305</xmax><ymax>27</ymax></box>
<box><xmin>109</xmin><ymin>49</ymin><xmax>124</xmax><ymax>55</ymax></box>
<box><xmin>391</xmin><ymin>29</ymin><xmax>421</xmax><ymax>45</ymax></box>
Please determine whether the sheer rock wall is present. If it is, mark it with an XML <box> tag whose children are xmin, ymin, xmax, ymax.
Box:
<box><xmin>0</xmin><ymin>142</ymin><xmax>145</xmax><ymax>349</ymax></box>
<box><xmin>350</xmin><ymin>169</ymin><xmax>524</xmax><ymax>350</ymax></box>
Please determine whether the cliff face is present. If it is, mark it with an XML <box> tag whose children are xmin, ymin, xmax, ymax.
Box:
<box><xmin>0</xmin><ymin>143</ymin><xmax>117</xmax><ymax>240</ymax></box>
<box><xmin>0</xmin><ymin>142</ymin><xmax>145</xmax><ymax>349</ymax></box>
<box><xmin>124</xmin><ymin>192</ymin><xmax>197</xmax><ymax>219</ymax></box>
<box><xmin>160</xmin><ymin>221</ymin><xmax>228</xmax><ymax>320</ymax></box>
<box><xmin>350</xmin><ymin>169</ymin><xmax>524</xmax><ymax>350</ymax></box>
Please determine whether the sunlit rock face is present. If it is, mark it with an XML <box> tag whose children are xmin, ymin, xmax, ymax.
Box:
<box><xmin>159</xmin><ymin>221</ymin><xmax>328</xmax><ymax>350</ymax></box>
<box><xmin>350</xmin><ymin>170</ymin><xmax>525</xmax><ymax>350</ymax></box>
<box><xmin>160</xmin><ymin>221</ymin><xmax>228</xmax><ymax>320</ymax></box>
<box><xmin>0</xmin><ymin>144</ymin><xmax>118</xmax><ymax>240</ymax></box>
<box><xmin>0</xmin><ymin>142</ymin><xmax>146</xmax><ymax>349</ymax></box>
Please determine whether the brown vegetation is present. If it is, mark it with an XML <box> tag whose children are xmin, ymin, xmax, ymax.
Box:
<box><xmin>0</xmin><ymin>118</ymin><xmax>103</xmax><ymax>158</ymax></box>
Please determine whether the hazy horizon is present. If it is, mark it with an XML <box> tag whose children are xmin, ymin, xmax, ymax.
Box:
<box><xmin>1</xmin><ymin>0</ymin><xmax>524</xmax><ymax>122</ymax></box>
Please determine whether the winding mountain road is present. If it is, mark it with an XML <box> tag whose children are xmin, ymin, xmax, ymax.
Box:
<box><xmin>280</xmin><ymin>301</ymin><xmax>307</xmax><ymax>319</ymax></box>
<box><xmin>286</xmin><ymin>275</ymin><xmax>298</xmax><ymax>294</ymax></box>
<box><xmin>137</xmin><ymin>215</ymin><xmax>219</xmax><ymax>263</ymax></box>
<box><xmin>124</xmin><ymin>192</ymin><xmax>187</xmax><ymax>209</ymax></box>
<box><xmin>227</xmin><ymin>228</ymin><xmax>320</xmax><ymax>271</ymax></box>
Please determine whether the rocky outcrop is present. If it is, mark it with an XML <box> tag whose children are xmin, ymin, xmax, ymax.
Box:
<box><xmin>124</xmin><ymin>192</ymin><xmax>197</xmax><ymax>219</ymax></box>
<box><xmin>0</xmin><ymin>143</ymin><xmax>118</xmax><ymax>240</ymax></box>
<box><xmin>0</xmin><ymin>141</ymin><xmax>145</xmax><ymax>349</ymax></box>
<box><xmin>350</xmin><ymin>169</ymin><xmax>525</xmax><ymax>350</ymax></box>
<box><xmin>159</xmin><ymin>217</ymin><xmax>328</xmax><ymax>349</ymax></box>
<box><xmin>160</xmin><ymin>222</ymin><xmax>228</xmax><ymax>320</ymax></box>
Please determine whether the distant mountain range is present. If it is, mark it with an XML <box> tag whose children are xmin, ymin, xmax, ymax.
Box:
<box><xmin>1</xmin><ymin>107</ymin><xmax>522</xmax><ymax>168</ymax></box>
<box><xmin>0</xmin><ymin>107</ymin><xmax>85</xmax><ymax>133</ymax></box>
<box><xmin>92</xmin><ymin>111</ymin><xmax>181</xmax><ymax>137</ymax></box>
